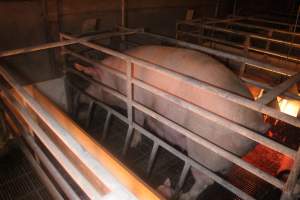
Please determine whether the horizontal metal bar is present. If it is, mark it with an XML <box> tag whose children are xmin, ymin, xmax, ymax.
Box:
<box><xmin>70</xmin><ymin>82</ymin><xmax>256</xmax><ymax>200</ymax></box>
<box><xmin>246</xmin><ymin>16</ymin><xmax>300</xmax><ymax>29</ymax></box>
<box><xmin>204</xmin><ymin>17</ymin><xmax>246</xmax><ymax>25</ymax></box>
<box><xmin>23</xmin><ymin>82</ymin><xmax>160</xmax><ymax>200</ymax></box>
<box><xmin>0</xmin><ymin>65</ymin><xmax>141</xmax><ymax>199</ymax></box>
<box><xmin>258</xmin><ymin>72</ymin><xmax>300</xmax><ymax>105</ymax></box>
<box><xmin>241</xmin><ymin>77</ymin><xmax>300</xmax><ymax>101</ymax></box>
<box><xmin>132</xmin><ymin>79</ymin><xmax>296</xmax><ymax>158</ymax></box>
<box><xmin>62</xmin><ymin>35</ymin><xmax>295</xmax><ymax>152</ymax></box>
<box><xmin>63</xmin><ymin>31</ymin><xmax>300</xmax><ymax>131</ymax></box>
<box><xmin>0</xmin><ymin>31</ymin><xmax>138</xmax><ymax>58</ymax></box>
<box><xmin>66</xmin><ymin>61</ymin><xmax>296</xmax><ymax>158</ymax></box>
<box><xmin>135</xmin><ymin>30</ymin><xmax>296</xmax><ymax>76</ymax></box>
<box><xmin>198</xmin><ymin>23</ymin><xmax>300</xmax><ymax>49</ymax></box>
<box><xmin>132</xmin><ymin>101</ymin><xmax>284</xmax><ymax>189</ymax></box>
<box><xmin>67</xmin><ymin>81</ymin><xmax>128</xmax><ymax>124</ymax></box>
<box><xmin>225</xmin><ymin>21</ymin><xmax>300</xmax><ymax>37</ymax></box>
<box><xmin>64</xmin><ymin>49</ymin><xmax>127</xmax><ymax>80</ymax></box>
<box><xmin>177</xmin><ymin>30</ymin><xmax>300</xmax><ymax>63</ymax></box>
<box><xmin>0</xmin><ymin>87</ymin><xmax>103</xmax><ymax>199</ymax></box>
<box><xmin>66</xmin><ymin>68</ymin><xmax>127</xmax><ymax>101</ymax></box>
<box><xmin>198</xmin><ymin>16</ymin><xmax>300</xmax><ymax>37</ymax></box>
<box><xmin>133</xmin><ymin>124</ymin><xmax>256</xmax><ymax>200</ymax></box>
<box><xmin>22</xmin><ymin>133</ymin><xmax>81</xmax><ymax>200</ymax></box>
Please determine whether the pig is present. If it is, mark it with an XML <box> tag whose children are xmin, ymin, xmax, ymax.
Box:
<box><xmin>74</xmin><ymin>45</ymin><xmax>269</xmax><ymax>200</ymax></box>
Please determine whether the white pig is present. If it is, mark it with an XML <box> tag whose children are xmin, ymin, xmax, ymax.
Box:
<box><xmin>74</xmin><ymin>45</ymin><xmax>269</xmax><ymax>200</ymax></box>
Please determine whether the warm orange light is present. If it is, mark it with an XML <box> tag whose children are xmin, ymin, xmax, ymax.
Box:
<box><xmin>277</xmin><ymin>97</ymin><xmax>300</xmax><ymax>117</ymax></box>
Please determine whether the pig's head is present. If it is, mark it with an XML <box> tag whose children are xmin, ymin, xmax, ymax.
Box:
<box><xmin>74</xmin><ymin>63</ymin><xmax>106</xmax><ymax>102</ymax></box>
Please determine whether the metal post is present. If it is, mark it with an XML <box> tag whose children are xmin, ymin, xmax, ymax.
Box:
<box><xmin>122</xmin><ymin>61</ymin><xmax>134</xmax><ymax>156</ymax></box>
<box><xmin>146</xmin><ymin>142</ymin><xmax>159</xmax><ymax>177</ymax></box>
<box><xmin>232</xmin><ymin>0</ymin><xmax>237</xmax><ymax>16</ymax></box>
<box><xmin>121</xmin><ymin>0</ymin><xmax>126</xmax><ymax>27</ymax></box>
<box><xmin>281</xmin><ymin>147</ymin><xmax>300</xmax><ymax>200</ymax></box>
<box><xmin>102</xmin><ymin>111</ymin><xmax>112</xmax><ymax>141</ymax></box>
<box><xmin>214</xmin><ymin>0</ymin><xmax>221</xmax><ymax>18</ymax></box>
<box><xmin>85</xmin><ymin>101</ymin><xmax>95</xmax><ymax>129</ymax></box>
<box><xmin>239</xmin><ymin>35</ymin><xmax>250</xmax><ymax>76</ymax></box>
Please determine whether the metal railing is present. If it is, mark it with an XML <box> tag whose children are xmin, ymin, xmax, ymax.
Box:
<box><xmin>0</xmin><ymin>28</ymin><xmax>299</xmax><ymax>200</ymax></box>
<box><xmin>0</xmin><ymin>29</ymin><xmax>160</xmax><ymax>200</ymax></box>
<box><xmin>176</xmin><ymin>16</ymin><xmax>300</xmax><ymax>65</ymax></box>
<box><xmin>59</xmin><ymin>30</ymin><xmax>300</xmax><ymax>200</ymax></box>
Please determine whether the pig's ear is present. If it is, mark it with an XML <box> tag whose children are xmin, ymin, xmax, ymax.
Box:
<box><xmin>164</xmin><ymin>178</ymin><xmax>171</xmax><ymax>187</ymax></box>
<box><xmin>74</xmin><ymin>63</ymin><xmax>87</xmax><ymax>72</ymax></box>
<box><xmin>74</xmin><ymin>63</ymin><xmax>101</xmax><ymax>77</ymax></box>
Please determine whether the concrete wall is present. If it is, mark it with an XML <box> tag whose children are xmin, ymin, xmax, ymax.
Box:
<box><xmin>0</xmin><ymin>1</ymin><xmax>56</xmax><ymax>84</ymax></box>
<box><xmin>0</xmin><ymin>0</ymin><xmax>233</xmax><ymax>84</ymax></box>
<box><xmin>58</xmin><ymin>0</ymin><xmax>232</xmax><ymax>35</ymax></box>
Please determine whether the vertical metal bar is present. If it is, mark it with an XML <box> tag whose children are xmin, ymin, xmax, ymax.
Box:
<box><xmin>64</xmin><ymin>77</ymin><xmax>73</xmax><ymax>114</ymax></box>
<box><xmin>175</xmin><ymin>22</ymin><xmax>180</xmax><ymax>40</ymax></box>
<box><xmin>265</xmin><ymin>30</ymin><xmax>273</xmax><ymax>51</ymax></box>
<box><xmin>175</xmin><ymin>162</ymin><xmax>190</xmax><ymax>192</ymax></box>
<box><xmin>85</xmin><ymin>101</ymin><xmax>95</xmax><ymax>129</ymax></box>
<box><xmin>214</xmin><ymin>0</ymin><xmax>220</xmax><ymax>17</ymax></box>
<box><xmin>121</xmin><ymin>0</ymin><xmax>126</xmax><ymax>44</ymax></box>
<box><xmin>60</xmin><ymin>34</ymin><xmax>73</xmax><ymax>115</ymax></box>
<box><xmin>122</xmin><ymin>126</ymin><xmax>133</xmax><ymax>156</ymax></box>
<box><xmin>121</xmin><ymin>0</ymin><xmax>126</xmax><ymax>27</ymax></box>
<box><xmin>281</xmin><ymin>147</ymin><xmax>300</xmax><ymax>200</ymax></box>
<box><xmin>122</xmin><ymin>60</ymin><xmax>133</xmax><ymax>156</ymax></box>
<box><xmin>102</xmin><ymin>111</ymin><xmax>112</xmax><ymax>141</ymax></box>
<box><xmin>72</xmin><ymin>92</ymin><xmax>81</xmax><ymax>118</ymax></box>
<box><xmin>239</xmin><ymin>35</ymin><xmax>250</xmax><ymax>76</ymax></box>
<box><xmin>146</xmin><ymin>142</ymin><xmax>159</xmax><ymax>177</ymax></box>
<box><xmin>232</xmin><ymin>0</ymin><xmax>237</xmax><ymax>16</ymax></box>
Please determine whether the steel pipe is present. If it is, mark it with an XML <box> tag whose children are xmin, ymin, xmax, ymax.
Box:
<box><xmin>132</xmin><ymin>79</ymin><xmax>296</xmax><ymax>158</ymax></box>
<box><xmin>0</xmin><ymin>31</ymin><xmax>139</xmax><ymax>58</ymax></box>
<box><xmin>68</xmin><ymin>83</ymin><xmax>257</xmax><ymax>200</ymax></box>
<box><xmin>135</xmin><ymin>30</ymin><xmax>296</xmax><ymax>76</ymax></box>
<box><xmin>0</xmin><ymin>65</ymin><xmax>148</xmax><ymax>200</ymax></box>
<box><xmin>0</xmin><ymin>87</ymin><xmax>103</xmax><ymax>199</ymax></box>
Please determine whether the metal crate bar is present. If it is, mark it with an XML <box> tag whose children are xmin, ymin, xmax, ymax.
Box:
<box><xmin>0</xmin><ymin>28</ymin><xmax>298</xmax><ymax>200</ymax></box>
<box><xmin>202</xmin><ymin>17</ymin><xmax>300</xmax><ymax>37</ymax></box>
<box><xmin>18</xmin><ymin>140</ymin><xmax>64</xmax><ymax>200</ymax></box>
<box><xmin>176</xmin><ymin>21</ymin><xmax>300</xmax><ymax>63</ymax></box>
<box><xmin>66</xmin><ymin>83</ymin><xmax>256</xmax><ymax>200</ymax></box>
<box><xmin>2</xmin><ymin>103</ymin><xmax>81</xmax><ymax>200</ymax></box>
<box><xmin>258</xmin><ymin>72</ymin><xmax>300</xmax><ymax>105</ymax></box>
<box><xmin>61</xmin><ymin>33</ymin><xmax>300</xmax><ymax>127</ymax></box>
<box><xmin>134</xmin><ymin>30</ymin><xmax>296</xmax><ymax>76</ymax></box>
<box><xmin>0</xmin><ymin>30</ymin><xmax>140</xmax><ymax>58</ymax></box>
<box><xmin>0</xmin><ymin>84</ymin><xmax>104</xmax><ymax>199</ymax></box>
<box><xmin>60</xmin><ymin>31</ymin><xmax>300</xmax><ymax>199</ymax></box>
<box><xmin>0</xmin><ymin>64</ymin><xmax>161</xmax><ymax>200</ymax></box>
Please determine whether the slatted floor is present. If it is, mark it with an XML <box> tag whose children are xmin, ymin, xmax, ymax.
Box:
<box><xmin>0</xmin><ymin>144</ymin><xmax>52</xmax><ymax>200</ymax></box>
